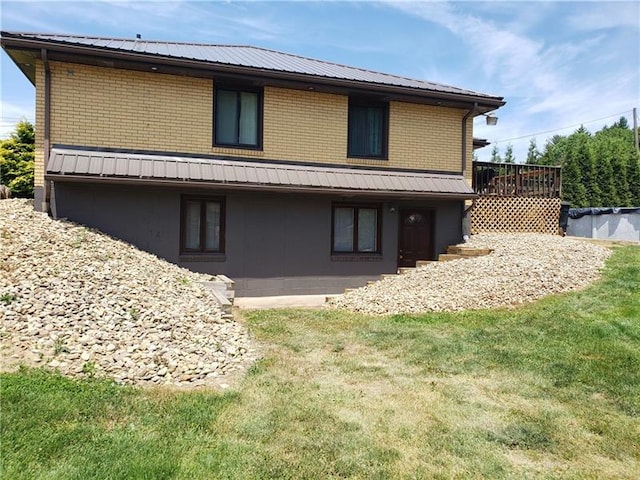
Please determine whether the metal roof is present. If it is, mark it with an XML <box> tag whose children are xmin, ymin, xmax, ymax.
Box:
<box><xmin>1</xmin><ymin>31</ymin><xmax>502</xmax><ymax>102</ymax></box>
<box><xmin>47</xmin><ymin>148</ymin><xmax>476</xmax><ymax>199</ymax></box>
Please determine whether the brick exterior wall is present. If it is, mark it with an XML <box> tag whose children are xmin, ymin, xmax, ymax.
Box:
<box><xmin>35</xmin><ymin>62</ymin><xmax>44</xmax><ymax>187</ymax></box>
<box><xmin>34</xmin><ymin>60</ymin><xmax>473</xmax><ymax>187</ymax></box>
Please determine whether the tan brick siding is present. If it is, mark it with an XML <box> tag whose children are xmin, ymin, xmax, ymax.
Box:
<box><xmin>48</xmin><ymin>61</ymin><xmax>212</xmax><ymax>153</ymax></box>
<box><xmin>33</xmin><ymin>60</ymin><xmax>472</xmax><ymax>186</ymax></box>
<box><xmin>388</xmin><ymin>102</ymin><xmax>464</xmax><ymax>172</ymax></box>
<box><xmin>261</xmin><ymin>87</ymin><xmax>348</xmax><ymax>164</ymax></box>
<box><xmin>35</xmin><ymin>61</ymin><xmax>44</xmax><ymax>187</ymax></box>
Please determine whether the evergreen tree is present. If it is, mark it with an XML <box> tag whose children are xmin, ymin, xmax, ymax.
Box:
<box><xmin>609</xmin><ymin>152</ymin><xmax>631</xmax><ymax>206</ymax></box>
<box><xmin>561</xmin><ymin>150</ymin><xmax>587</xmax><ymax>207</ymax></box>
<box><xmin>539</xmin><ymin>117</ymin><xmax>638</xmax><ymax>207</ymax></box>
<box><xmin>626</xmin><ymin>152</ymin><xmax>640</xmax><ymax>206</ymax></box>
<box><xmin>592</xmin><ymin>141</ymin><xmax>620</xmax><ymax>207</ymax></box>
<box><xmin>490</xmin><ymin>145</ymin><xmax>501</xmax><ymax>163</ymax></box>
<box><xmin>572</xmin><ymin>128</ymin><xmax>601</xmax><ymax>206</ymax></box>
<box><xmin>612</xmin><ymin>116</ymin><xmax>629</xmax><ymax>129</ymax></box>
<box><xmin>526</xmin><ymin>138</ymin><xmax>541</xmax><ymax>164</ymax></box>
<box><xmin>593</xmin><ymin>119</ymin><xmax>635</xmax><ymax>206</ymax></box>
<box><xmin>0</xmin><ymin>120</ymin><xmax>35</xmax><ymax>198</ymax></box>
<box><xmin>540</xmin><ymin>135</ymin><xmax>567</xmax><ymax>166</ymax></box>
<box><xmin>503</xmin><ymin>144</ymin><xmax>515</xmax><ymax>163</ymax></box>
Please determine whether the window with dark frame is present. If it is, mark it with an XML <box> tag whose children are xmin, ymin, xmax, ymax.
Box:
<box><xmin>347</xmin><ymin>99</ymin><xmax>389</xmax><ymax>159</ymax></box>
<box><xmin>214</xmin><ymin>86</ymin><xmax>262</xmax><ymax>148</ymax></box>
<box><xmin>332</xmin><ymin>204</ymin><xmax>381</xmax><ymax>254</ymax></box>
<box><xmin>180</xmin><ymin>196</ymin><xmax>225</xmax><ymax>254</ymax></box>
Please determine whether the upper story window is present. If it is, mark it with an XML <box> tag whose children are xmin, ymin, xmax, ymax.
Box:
<box><xmin>180</xmin><ymin>196</ymin><xmax>225</xmax><ymax>254</ymax></box>
<box><xmin>214</xmin><ymin>86</ymin><xmax>262</xmax><ymax>149</ymax></box>
<box><xmin>348</xmin><ymin>98</ymin><xmax>389</xmax><ymax>159</ymax></box>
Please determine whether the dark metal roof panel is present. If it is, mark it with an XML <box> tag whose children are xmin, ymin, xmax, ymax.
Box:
<box><xmin>47</xmin><ymin>148</ymin><xmax>475</xmax><ymax>197</ymax></box>
<box><xmin>1</xmin><ymin>32</ymin><xmax>502</xmax><ymax>100</ymax></box>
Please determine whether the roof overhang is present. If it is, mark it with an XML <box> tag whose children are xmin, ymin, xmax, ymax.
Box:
<box><xmin>46</xmin><ymin>148</ymin><xmax>477</xmax><ymax>200</ymax></box>
<box><xmin>1</xmin><ymin>32</ymin><xmax>505</xmax><ymax>113</ymax></box>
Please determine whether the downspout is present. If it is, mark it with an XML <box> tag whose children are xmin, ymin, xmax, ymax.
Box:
<box><xmin>461</xmin><ymin>102</ymin><xmax>478</xmax><ymax>241</ymax></box>
<box><xmin>461</xmin><ymin>102</ymin><xmax>478</xmax><ymax>175</ymax></box>
<box><xmin>42</xmin><ymin>48</ymin><xmax>51</xmax><ymax>213</ymax></box>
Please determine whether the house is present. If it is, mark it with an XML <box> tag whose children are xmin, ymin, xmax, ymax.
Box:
<box><xmin>1</xmin><ymin>32</ymin><xmax>505</xmax><ymax>296</ymax></box>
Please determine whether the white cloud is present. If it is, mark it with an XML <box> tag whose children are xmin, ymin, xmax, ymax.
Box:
<box><xmin>388</xmin><ymin>1</ymin><xmax>639</xmax><ymax>162</ymax></box>
<box><xmin>0</xmin><ymin>101</ymin><xmax>34</xmax><ymax>139</ymax></box>
<box><xmin>568</xmin><ymin>2</ymin><xmax>640</xmax><ymax>31</ymax></box>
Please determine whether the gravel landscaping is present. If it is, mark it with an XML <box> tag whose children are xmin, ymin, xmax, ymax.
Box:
<box><xmin>1</xmin><ymin>198</ymin><xmax>616</xmax><ymax>384</ymax></box>
<box><xmin>329</xmin><ymin>232</ymin><xmax>613</xmax><ymax>315</ymax></box>
<box><xmin>0</xmin><ymin>199</ymin><xmax>257</xmax><ymax>388</ymax></box>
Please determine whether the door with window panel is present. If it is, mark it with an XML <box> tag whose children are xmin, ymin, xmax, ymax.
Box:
<box><xmin>398</xmin><ymin>209</ymin><xmax>433</xmax><ymax>267</ymax></box>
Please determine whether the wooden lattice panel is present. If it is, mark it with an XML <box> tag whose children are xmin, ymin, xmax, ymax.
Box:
<box><xmin>470</xmin><ymin>196</ymin><xmax>561</xmax><ymax>235</ymax></box>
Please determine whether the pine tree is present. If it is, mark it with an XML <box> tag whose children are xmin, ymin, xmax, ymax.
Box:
<box><xmin>612</xmin><ymin>116</ymin><xmax>629</xmax><ymax>129</ymax></box>
<box><xmin>561</xmin><ymin>151</ymin><xmax>587</xmax><ymax>207</ymax></box>
<box><xmin>490</xmin><ymin>145</ymin><xmax>501</xmax><ymax>163</ymax></box>
<box><xmin>540</xmin><ymin>135</ymin><xmax>567</xmax><ymax>166</ymax></box>
<box><xmin>626</xmin><ymin>152</ymin><xmax>640</xmax><ymax>206</ymax></box>
<box><xmin>503</xmin><ymin>144</ymin><xmax>515</xmax><ymax>163</ymax></box>
<box><xmin>0</xmin><ymin>120</ymin><xmax>35</xmax><ymax>198</ymax></box>
<box><xmin>572</xmin><ymin>129</ymin><xmax>601</xmax><ymax>206</ymax></box>
<box><xmin>590</xmin><ymin>136</ymin><xmax>618</xmax><ymax>206</ymax></box>
<box><xmin>610</xmin><ymin>153</ymin><xmax>631</xmax><ymax>206</ymax></box>
<box><xmin>539</xmin><ymin>118</ymin><xmax>640</xmax><ymax>207</ymax></box>
<box><xmin>526</xmin><ymin>138</ymin><xmax>541</xmax><ymax>164</ymax></box>
<box><xmin>593</xmin><ymin>119</ymin><xmax>635</xmax><ymax>206</ymax></box>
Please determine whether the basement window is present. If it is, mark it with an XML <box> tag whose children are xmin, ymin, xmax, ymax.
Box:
<box><xmin>332</xmin><ymin>204</ymin><xmax>381</xmax><ymax>254</ymax></box>
<box><xmin>180</xmin><ymin>196</ymin><xmax>225</xmax><ymax>254</ymax></box>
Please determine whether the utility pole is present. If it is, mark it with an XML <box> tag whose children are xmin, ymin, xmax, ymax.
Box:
<box><xmin>634</xmin><ymin>107</ymin><xmax>639</xmax><ymax>153</ymax></box>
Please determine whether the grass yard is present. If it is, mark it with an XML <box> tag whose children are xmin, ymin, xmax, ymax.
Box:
<box><xmin>2</xmin><ymin>246</ymin><xmax>639</xmax><ymax>479</ymax></box>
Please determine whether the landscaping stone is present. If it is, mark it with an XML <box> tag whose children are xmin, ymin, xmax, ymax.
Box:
<box><xmin>329</xmin><ymin>232</ymin><xmax>612</xmax><ymax>315</ymax></box>
<box><xmin>0</xmin><ymin>199</ymin><xmax>258</xmax><ymax>388</ymax></box>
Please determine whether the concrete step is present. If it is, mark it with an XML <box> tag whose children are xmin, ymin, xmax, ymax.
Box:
<box><xmin>209</xmin><ymin>288</ymin><xmax>233</xmax><ymax>315</ymax></box>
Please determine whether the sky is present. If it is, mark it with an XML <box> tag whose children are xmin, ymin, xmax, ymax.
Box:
<box><xmin>1</xmin><ymin>0</ymin><xmax>639</xmax><ymax>162</ymax></box>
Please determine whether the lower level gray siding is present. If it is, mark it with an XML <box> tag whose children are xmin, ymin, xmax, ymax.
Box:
<box><xmin>50</xmin><ymin>182</ymin><xmax>464</xmax><ymax>296</ymax></box>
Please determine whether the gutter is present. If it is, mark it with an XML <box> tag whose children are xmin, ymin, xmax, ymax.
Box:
<box><xmin>42</xmin><ymin>48</ymin><xmax>51</xmax><ymax>213</ymax></box>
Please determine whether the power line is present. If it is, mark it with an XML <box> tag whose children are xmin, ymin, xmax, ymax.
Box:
<box><xmin>493</xmin><ymin>109</ymin><xmax>633</xmax><ymax>144</ymax></box>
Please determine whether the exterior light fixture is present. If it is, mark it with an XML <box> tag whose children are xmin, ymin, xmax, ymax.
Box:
<box><xmin>485</xmin><ymin>114</ymin><xmax>498</xmax><ymax>126</ymax></box>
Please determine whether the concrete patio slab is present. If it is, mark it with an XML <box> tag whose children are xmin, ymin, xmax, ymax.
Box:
<box><xmin>234</xmin><ymin>294</ymin><xmax>330</xmax><ymax>310</ymax></box>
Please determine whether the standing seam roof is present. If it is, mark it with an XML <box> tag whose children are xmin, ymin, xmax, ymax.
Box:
<box><xmin>1</xmin><ymin>31</ymin><xmax>503</xmax><ymax>100</ymax></box>
<box><xmin>47</xmin><ymin>148</ymin><xmax>476</xmax><ymax>197</ymax></box>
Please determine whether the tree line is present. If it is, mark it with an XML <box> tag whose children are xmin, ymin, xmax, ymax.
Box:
<box><xmin>485</xmin><ymin>117</ymin><xmax>640</xmax><ymax>207</ymax></box>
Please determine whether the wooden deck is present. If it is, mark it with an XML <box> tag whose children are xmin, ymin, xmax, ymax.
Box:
<box><xmin>473</xmin><ymin>161</ymin><xmax>561</xmax><ymax>198</ymax></box>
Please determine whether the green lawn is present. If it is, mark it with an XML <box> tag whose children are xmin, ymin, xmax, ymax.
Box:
<box><xmin>2</xmin><ymin>246</ymin><xmax>639</xmax><ymax>479</ymax></box>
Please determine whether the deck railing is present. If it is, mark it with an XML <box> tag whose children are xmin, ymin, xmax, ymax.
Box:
<box><xmin>472</xmin><ymin>161</ymin><xmax>562</xmax><ymax>198</ymax></box>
